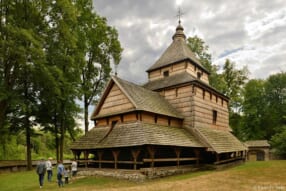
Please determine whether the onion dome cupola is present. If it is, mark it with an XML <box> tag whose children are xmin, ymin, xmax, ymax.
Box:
<box><xmin>146</xmin><ymin>21</ymin><xmax>210</xmax><ymax>84</ymax></box>
<box><xmin>172</xmin><ymin>21</ymin><xmax>186</xmax><ymax>40</ymax></box>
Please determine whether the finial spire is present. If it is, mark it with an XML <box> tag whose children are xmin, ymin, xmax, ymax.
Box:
<box><xmin>173</xmin><ymin>7</ymin><xmax>186</xmax><ymax>40</ymax></box>
<box><xmin>176</xmin><ymin>7</ymin><xmax>184</xmax><ymax>24</ymax></box>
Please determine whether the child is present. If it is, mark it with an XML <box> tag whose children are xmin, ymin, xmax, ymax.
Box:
<box><xmin>64</xmin><ymin>167</ymin><xmax>70</xmax><ymax>184</ymax></box>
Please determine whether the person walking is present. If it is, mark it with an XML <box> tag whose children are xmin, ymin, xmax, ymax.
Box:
<box><xmin>71</xmin><ymin>160</ymin><xmax>77</xmax><ymax>177</ymax></box>
<box><xmin>57</xmin><ymin>160</ymin><xmax>64</xmax><ymax>187</ymax></box>
<box><xmin>64</xmin><ymin>167</ymin><xmax>70</xmax><ymax>184</ymax></box>
<box><xmin>36</xmin><ymin>158</ymin><xmax>46</xmax><ymax>189</ymax></box>
<box><xmin>46</xmin><ymin>157</ymin><xmax>53</xmax><ymax>182</ymax></box>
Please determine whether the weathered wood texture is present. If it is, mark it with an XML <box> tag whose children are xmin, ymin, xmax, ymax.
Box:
<box><xmin>148</xmin><ymin>62</ymin><xmax>185</xmax><ymax>81</ymax></box>
<box><xmin>148</xmin><ymin>61</ymin><xmax>209</xmax><ymax>84</ymax></box>
<box><xmin>98</xmin><ymin>83</ymin><xmax>134</xmax><ymax>116</ymax></box>
<box><xmin>192</xmin><ymin>87</ymin><xmax>229</xmax><ymax>130</ymax></box>
<box><xmin>95</xmin><ymin>111</ymin><xmax>182</xmax><ymax>128</ymax></box>
<box><xmin>186</xmin><ymin>63</ymin><xmax>209</xmax><ymax>84</ymax></box>
<box><xmin>163</xmin><ymin>85</ymin><xmax>193</xmax><ymax>127</ymax></box>
<box><xmin>161</xmin><ymin>84</ymin><xmax>229</xmax><ymax>130</ymax></box>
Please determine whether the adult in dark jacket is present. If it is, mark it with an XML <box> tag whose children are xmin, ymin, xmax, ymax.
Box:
<box><xmin>36</xmin><ymin>158</ymin><xmax>46</xmax><ymax>188</ymax></box>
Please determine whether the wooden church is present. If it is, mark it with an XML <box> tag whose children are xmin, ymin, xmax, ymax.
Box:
<box><xmin>70</xmin><ymin>21</ymin><xmax>247</xmax><ymax>170</ymax></box>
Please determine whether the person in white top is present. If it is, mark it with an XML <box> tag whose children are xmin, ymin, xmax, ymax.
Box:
<box><xmin>71</xmin><ymin>160</ymin><xmax>77</xmax><ymax>177</ymax></box>
<box><xmin>46</xmin><ymin>157</ymin><xmax>53</xmax><ymax>182</ymax></box>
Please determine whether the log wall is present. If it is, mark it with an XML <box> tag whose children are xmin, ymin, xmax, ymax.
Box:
<box><xmin>95</xmin><ymin>111</ymin><xmax>181</xmax><ymax>128</ymax></box>
<box><xmin>186</xmin><ymin>62</ymin><xmax>209</xmax><ymax>84</ymax></box>
<box><xmin>192</xmin><ymin>86</ymin><xmax>229</xmax><ymax>130</ymax></box>
<box><xmin>161</xmin><ymin>84</ymin><xmax>229</xmax><ymax>130</ymax></box>
<box><xmin>148</xmin><ymin>61</ymin><xmax>209</xmax><ymax>84</ymax></box>
<box><xmin>163</xmin><ymin>85</ymin><xmax>194</xmax><ymax>127</ymax></box>
<box><xmin>98</xmin><ymin>83</ymin><xmax>134</xmax><ymax>116</ymax></box>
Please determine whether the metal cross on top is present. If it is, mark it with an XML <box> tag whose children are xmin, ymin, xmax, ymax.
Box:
<box><xmin>176</xmin><ymin>7</ymin><xmax>184</xmax><ymax>24</ymax></box>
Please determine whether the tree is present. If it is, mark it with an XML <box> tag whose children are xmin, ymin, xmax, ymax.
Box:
<box><xmin>240</xmin><ymin>79</ymin><xmax>266</xmax><ymax>140</ymax></box>
<box><xmin>240</xmin><ymin>72</ymin><xmax>286</xmax><ymax>143</ymax></box>
<box><xmin>43</xmin><ymin>0</ymin><xmax>81</xmax><ymax>161</ymax></box>
<box><xmin>187</xmin><ymin>36</ymin><xmax>212</xmax><ymax>71</ymax></box>
<box><xmin>271</xmin><ymin>124</ymin><xmax>286</xmax><ymax>157</ymax></box>
<box><xmin>0</xmin><ymin>0</ymin><xmax>48</xmax><ymax>170</ymax></box>
<box><xmin>220</xmin><ymin>59</ymin><xmax>249</xmax><ymax>112</ymax></box>
<box><xmin>75</xmin><ymin>0</ymin><xmax>122</xmax><ymax>134</ymax></box>
<box><xmin>264</xmin><ymin>72</ymin><xmax>286</xmax><ymax>132</ymax></box>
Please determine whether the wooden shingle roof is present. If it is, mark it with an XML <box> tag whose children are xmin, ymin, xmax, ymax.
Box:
<box><xmin>194</xmin><ymin>127</ymin><xmax>247</xmax><ymax>153</ymax></box>
<box><xmin>146</xmin><ymin>24</ymin><xmax>209</xmax><ymax>74</ymax></box>
<box><xmin>144</xmin><ymin>72</ymin><xmax>196</xmax><ymax>90</ymax></box>
<box><xmin>70</xmin><ymin>122</ymin><xmax>204</xmax><ymax>150</ymax></box>
<box><xmin>245</xmin><ymin>140</ymin><xmax>270</xmax><ymax>147</ymax></box>
<box><xmin>143</xmin><ymin>72</ymin><xmax>229</xmax><ymax>100</ymax></box>
<box><xmin>93</xmin><ymin>76</ymin><xmax>183</xmax><ymax>119</ymax></box>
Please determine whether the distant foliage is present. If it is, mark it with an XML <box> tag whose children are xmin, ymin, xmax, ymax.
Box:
<box><xmin>186</xmin><ymin>36</ymin><xmax>286</xmax><ymax>155</ymax></box>
<box><xmin>271</xmin><ymin>125</ymin><xmax>286</xmax><ymax>157</ymax></box>
<box><xmin>0</xmin><ymin>0</ymin><xmax>121</xmax><ymax>163</ymax></box>
<box><xmin>239</xmin><ymin>72</ymin><xmax>286</xmax><ymax>155</ymax></box>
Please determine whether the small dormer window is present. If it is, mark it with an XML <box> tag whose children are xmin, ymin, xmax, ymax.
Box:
<box><xmin>197</xmin><ymin>72</ymin><xmax>202</xmax><ymax>79</ymax></box>
<box><xmin>163</xmin><ymin>70</ymin><xmax>169</xmax><ymax>77</ymax></box>
<box><xmin>212</xmin><ymin>110</ymin><xmax>217</xmax><ymax>125</ymax></box>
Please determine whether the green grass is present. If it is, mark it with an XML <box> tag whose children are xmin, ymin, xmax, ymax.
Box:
<box><xmin>0</xmin><ymin>169</ymin><xmax>136</xmax><ymax>191</ymax></box>
<box><xmin>1</xmin><ymin>161</ymin><xmax>286</xmax><ymax>191</ymax></box>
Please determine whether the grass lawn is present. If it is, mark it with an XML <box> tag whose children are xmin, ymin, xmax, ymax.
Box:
<box><xmin>0</xmin><ymin>161</ymin><xmax>286</xmax><ymax>191</ymax></box>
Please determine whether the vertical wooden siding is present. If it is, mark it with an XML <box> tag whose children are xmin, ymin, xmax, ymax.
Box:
<box><xmin>98</xmin><ymin>84</ymin><xmax>134</xmax><ymax>116</ymax></box>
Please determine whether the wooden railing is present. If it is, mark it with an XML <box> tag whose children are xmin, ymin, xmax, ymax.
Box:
<box><xmin>0</xmin><ymin>160</ymin><xmax>72</xmax><ymax>173</ymax></box>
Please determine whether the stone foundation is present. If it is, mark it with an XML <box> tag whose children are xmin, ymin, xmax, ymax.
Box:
<box><xmin>77</xmin><ymin>165</ymin><xmax>202</xmax><ymax>182</ymax></box>
<box><xmin>77</xmin><ymin>161</ymin><xmax>245</xmax><ymax>182</ymax></box>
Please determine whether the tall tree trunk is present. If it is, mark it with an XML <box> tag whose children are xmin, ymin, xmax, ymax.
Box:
<box><xmin>54</xmin><ymin>114</ymin><xmax>59</xmax><ymax>161</ymax></box>
<box><xmin>60</xmin><ymin>122</ymin><xmax>64</xmax><ymax>161</ymax></box>
<box><xmin>59</xmin><ymin>101</ymin><xmax>65</xmax><ymax>161</ymax></box>
<box><xmin>24</xmin><ymin>76</ymin><xmax>32</xmax><ymax>170</ymax></box>
<box><xmin>84</xmin><ymin>96</ymin><xmax>89</xmax><ymax>135</ymax></box>
<box><xmin>25</xmin><ymin>115</ymin><xmax>32</xmax><ymax>170</ymax></box>
<box><xmin>0</xmin><ymin>101</ymin><xmax>7</xmax><ymax>129</ymax></box>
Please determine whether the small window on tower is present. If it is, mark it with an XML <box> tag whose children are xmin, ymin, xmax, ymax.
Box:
<box><xmin>212</xmin><ymin>110</ymin><xmax>217</xmax><ymax>125</ymax></box>
<box><xmin>163</xmin><ymin>70</ymin><xmax>169</xmax><ymax>77</ymax></box>
<box><xmin>197</xmin><ymin>72</ymin><xmax>202</xmax><ymax>79</ymax></box>
<box><xmin>111</xmin><ymin>120</ymin><xmax>118</xmax><ymax>127</ymax></box>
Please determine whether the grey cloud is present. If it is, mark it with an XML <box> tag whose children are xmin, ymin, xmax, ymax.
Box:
<box><xmin>93</xmin><ymin>0</ymin><xmax>286</xmax><ymax>83</ymax></box>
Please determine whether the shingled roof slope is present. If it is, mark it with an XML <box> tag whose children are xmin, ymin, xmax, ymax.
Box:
<box><xmin>146</xmin><ymin>24</ymin><xmax>209</xmax><ymax>74</ymax></box>
<box><xmin>70</xmin><ymin>122</ymin><xmax>204</xmax><ymax>150</ymax></box>
<box><xmin>143</xmin><ymin>72</ymin><xmax>196</xmax><ymax>90</ymax></box>
<box><xmin>112</xmin><ymin>76</ymin><xmax>183</xmax><ymax>118</ymax></box>
<box><xmin>194</xmin><ymin>127</ymin><xmax>247</xmax><ymax>153</ymax></box>
<box><xmin>244</xmin><ymin>140</ymin><xmax>270</xmax><ymax>147</ymax></box>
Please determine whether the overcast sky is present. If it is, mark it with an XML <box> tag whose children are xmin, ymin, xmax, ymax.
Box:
<box><xmin>92</xmin><ymin>0</ymin><xmax>286</xmax><ymax>84</ymax></box>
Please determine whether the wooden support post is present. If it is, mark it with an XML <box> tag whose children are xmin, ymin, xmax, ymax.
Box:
<box><xmin>76</xmin><ymin>152</ymin><xmax>81</xmax><ymax>160</ymax></box>
<box><xmin>84</xmin><ymin>151</ymin><xmax>89</xmax><ymax>168</ymax></box>
<box><xmin>216</xmin><ymin>153</ymin><xmax>220</xmax><ymax>163</ymax></box>
<box><xmin>112</xmin><ymin>150</ymin><xmax>120</xmax><ymax>169</ymax></box>
<box><xmin>97</xmin><ymin>151</ymin><xmax>103</xmax><ymax>169</ymax></box>
<box><xmin>194</xmin><ymin>149</ymin><xmax>200</xmax><ymax>166</ymax></box>
<box><xmin>174</xmin><ymin>148</ymin><xmax>181</xmax><ymax>168</ymax></box>
<box><xmin>147</xmin><ymin>146</ymin><xmax>156</xmax><ymax>168</ymax></box>
<box><xmin>131</xmin><ymin>149</ymin><xmax>141</xmax><ymax>170</ymax></box>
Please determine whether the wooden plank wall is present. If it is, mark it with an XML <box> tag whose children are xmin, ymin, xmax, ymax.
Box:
<box><xmin>193</xmin><ymin>86</ymin><xmax>229</xmax><ymax>130</ymax></box>
<box><xmin>162</xmin><ymin>84</ymin><xmax>229</xmax><ymax>130</ymax></box>
<box><xmin>164</xmin><ymin>85</ymin><xmax>193</xmax><ymax>127</ymax></box>
<box><xmin>95</xmin><ymin>111</ymin><xmax>182</xmax><ymax>128</ymax></box>
<box><xmin>98</xmin><ymin>83</ymin><xmax>134</xmax><ymax>116</ymax></box>
<box><xmin>186</xmin><ymin>63</ymin><xmax>209</xmax><ymax>84</ymax></box>
<box><xmin>148</xmin><ymin>61</ymin><xmax>209</xmax><ymax>85</ymax></box>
